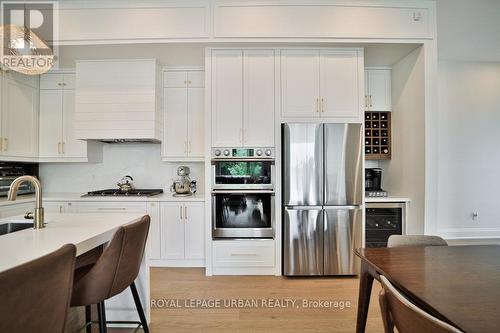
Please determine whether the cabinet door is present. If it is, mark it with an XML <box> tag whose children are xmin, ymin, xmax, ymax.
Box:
<box><xmin>211</xmin><ymin>50</ymin><xmax>243</xmax><ymax>147</ymax></box>
<box><xmin>188</xmin><ymin>71</ymin><xmax>204</xmax><ymax>88</ymax></box>
<box><xmin>43</xmin><ymin>201</ymin><xmax>76</xmax><ymax>213</ymax></box>
<box><xmin>1</xmin><ymin>78</ymin><xmax>38</xmax><ymax>157</ymax></box>
<box><xmin>161</xmin><ymin>202</ymin><xmax>185</xmax><ymax>259</ymax></box>
<box><xmin>62</xmin><ymin>89</ymin><xmax>87</xmax><ymax>158</ymax></box>
<box><xmin>184</xmin><ymin>202</ymin><xmax>205</xmax><ymax>260</ymax></box>
<box><xmin>187</xmin><ymin>87</ymin><xmax>205</xmax><ymax>157</ymax></box>
<box><xmin>39</xmin><ymin>90</ymin><xmax>63</xmax><ymax>158</ymax></box>
<box><xmin>163</xmin><ymin>87</ymin><xmax>189</xmax><ymax>158</ymax></box>
<box><xmin>40</xmin><ymin>73</ymin><xmax>64</xmax><ymax>90</ymax></box>
<box><xmin>147</xmin><ymin>202</ymin><xmax>162</xmax><ymax>260</ymax></box>
<box><xmin>243</xmin><ymin>50</ymin><xmax>275</xmax><ymax>147</ymax></box>
<box><xmin>281</xmin><ymin>50</ymin><xmax>320</xmax><ymax>118</ymax></box>
<box><xmin>319</xmin><ymin>50</ymin><xmax>360</xmax><ymax>118</ymax></box>
<box><xmin>364</xmin><ymin>69</ymin><xmax>369</xmax><ymax>110</ymax></box>
<box><xmin>367</xmin><ymin>69</ymin><xmax>391</xmax><ymax>111</ymax></box>
<box><xmin>164</xmin><ymin>71</ymin><xmax>188</xmax><ymax>88</ymax></box>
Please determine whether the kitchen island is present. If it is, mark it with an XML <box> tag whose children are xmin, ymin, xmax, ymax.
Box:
<box><xmin>0</xmin><ymin>212</ymin><xmax>151</xmax><ymax>324</ymax></box>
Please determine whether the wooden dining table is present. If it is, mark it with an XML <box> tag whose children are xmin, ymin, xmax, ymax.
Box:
<box><xmin>355</xmin><ymin>245</ymin><xmax>500</xmax><ymax>333</ymax></box>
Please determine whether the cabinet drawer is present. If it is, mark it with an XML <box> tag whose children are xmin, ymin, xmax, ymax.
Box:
<box><xmin>187</xmin><ymin>71</ymin><xmax>204</xmax><ymax>87</ymax></box>
<box><xmin>40</xmin><ymin>74</ymin><xmax>64</xmax><ymax>89</ymax></box>
<box><xmin>213</xmin><ymin>240</ymin><xmax>274</xmax><ymax>267</ymax></box>
<box><xmin>77</xmin><ymin>201</ymin><xmax>148</xmax><ymax>213</ymax></box>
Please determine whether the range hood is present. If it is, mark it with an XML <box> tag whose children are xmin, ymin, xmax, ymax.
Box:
<box><xmin>74</xmin><ymin>59</ymin><xmax>162</xmax><ymax>142</ymax></box>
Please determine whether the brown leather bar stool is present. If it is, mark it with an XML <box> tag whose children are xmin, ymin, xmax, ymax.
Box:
<box><xmin>71</xmin><ymin>215</ymin><xmax>150</xmax><ymax>333</ymax></box>
<box><xmin>0</xmin><ymin>244</ymin><xmax>76</xmax><ymax>333</ymax></box>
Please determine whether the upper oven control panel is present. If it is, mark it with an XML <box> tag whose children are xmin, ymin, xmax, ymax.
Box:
<box><xmin>212</xmin><ymin>148</ymin><xmax>275</xmax><ymax>159</ymax></box>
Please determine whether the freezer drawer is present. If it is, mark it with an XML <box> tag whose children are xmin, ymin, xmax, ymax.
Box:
<box><xmin>282</xmin><ymin>123</ymin><xmax>323</xmax><ymax>206</ymax></box>
<box><xmin>324</xmin><ymin>207</ymin><xmax>362</xmax><ymax>275</ymax></box>
<box><xmin>324</xmin><ymin>123</ymin><xmax>363</xmax><ymax>206</ymax></box>
<box><xmin>283</xmin><ymin>207</ymin><xmax>323</xmax><ymax>276</ymax></box>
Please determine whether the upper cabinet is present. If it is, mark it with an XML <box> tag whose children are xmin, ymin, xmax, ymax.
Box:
<box><xmin>0</xmin><ymin>69</ymin><xmax>39</xmax><ymax>161</ymax></box>
<box><xmin>162</xmin><ymin>69</ymin><xmax>205</xmax><ymax>161</ymax></box>
<box><xmin>281</xmin><ymin>49</ymin><xmax>363</xmax><ymax>121</ymax></box>
<box><xmin>39</xmin><ymin>72</ymin><xmax>94</xmax><ymax>162</ymax></box>
<box><xmin>365</xmin><ymin>68</ymin><xmax>392</xmax><ymax>111</ymax></box>
<box><xmin>210</xmin><ymin>49</ymin><xmax>275</xmax><ymax>148</ymax></box>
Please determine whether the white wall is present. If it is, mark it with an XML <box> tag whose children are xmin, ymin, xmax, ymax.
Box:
<box><xmin>381</xmin><ymin>46</ymin><xmax>426</xmax><ymax>234</ymax></box>
<box><xmin>436</xmin><ymin>61</ymin><xmax>500</xmax><ymax>238</ymax></box>
<box><xmin>39</xmin><ymin>143</ymin><xmax>204</xmax><ymax>194</ymax></box>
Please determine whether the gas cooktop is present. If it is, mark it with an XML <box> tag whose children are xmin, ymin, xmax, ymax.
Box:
<box><xmin>82</xmin><ymin>189</ymin><xmax>163</xmax><ymax>197</ymax></box>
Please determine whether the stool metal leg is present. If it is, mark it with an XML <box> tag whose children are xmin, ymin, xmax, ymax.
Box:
<box><xmin>85</xmin><ymin>305</ymin><xmax>92</xmax><ymax>333</ymax></box>
<box><xmin>97</xmin><ymin>301</ymin><xmax>107</xmax><ymax>333</ymax></box>
<box><xmin>130</xmin><ymin>282</ymin><xmax>149</xmax><ymax>333</ymax></box>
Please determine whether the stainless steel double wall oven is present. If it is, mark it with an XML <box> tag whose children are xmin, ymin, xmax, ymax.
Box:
<box><xmin>211</xmin><ymin>147</ymin><xmax>275</xmax><ymax>239</ymax></box>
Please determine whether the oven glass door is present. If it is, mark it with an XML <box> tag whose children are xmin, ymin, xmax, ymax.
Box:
<box><xmin>212</xmin><ymin>192</ymin><xmax>274</xmax><ymax>238</ymax></box>
<box><xmin>212</xmin><ymin>160</ymin><xmax>274</xmax><ymax>189</ymax></box>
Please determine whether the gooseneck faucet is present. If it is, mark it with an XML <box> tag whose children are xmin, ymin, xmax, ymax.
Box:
<box><xmin>8</xmin><ymin>176</ymin><xmax>44</xmax><ymax>229</ymax></box>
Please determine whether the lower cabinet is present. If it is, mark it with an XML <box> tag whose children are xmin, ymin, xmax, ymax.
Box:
<box><xmin>0</xmin><ymin>202</ymin><xmax>35</xmax><ymax>218</ymax></box>
<box><xmin>43</xmin><ymin>201</ymin><xmax>77</xmax><ymax>213</ymax></box>
<box><xmin>212</xmin><ymin>239</ymin><xmax>275</xmax><ymax>275</ymax></box>
<box><xmin>157</xmin><ymin>201</ymin><xmax>205</xmax><ymax>266</ymax></box>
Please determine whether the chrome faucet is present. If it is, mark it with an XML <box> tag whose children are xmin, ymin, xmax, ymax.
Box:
<box><xmin>8</xmin><ymin>176</ymin><xmax>44</xmax><ymax>229</ymax></box>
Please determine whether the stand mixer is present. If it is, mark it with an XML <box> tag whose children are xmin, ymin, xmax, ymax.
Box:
<box><xmin>170</xmin><ymin>166</ymin><xmax>197</xmax><ymax>197</ymax></box>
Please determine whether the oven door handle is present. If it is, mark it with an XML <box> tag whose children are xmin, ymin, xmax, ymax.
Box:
<box><xmin>211</xmin><ymin>190</ymin><xmax>275</xmax><ymax>194</ymax></box>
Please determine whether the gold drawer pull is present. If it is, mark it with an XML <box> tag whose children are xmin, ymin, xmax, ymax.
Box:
<box><xmin>230</xmin><ymin>253</ymin><xmax>257</xmax><ymax>257</ymax></box>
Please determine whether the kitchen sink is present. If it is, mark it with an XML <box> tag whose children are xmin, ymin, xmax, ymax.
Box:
<box><xmin>0</xmin><ymin>222</ymin><xmax>33</xmax><ymax>236</ymax></box>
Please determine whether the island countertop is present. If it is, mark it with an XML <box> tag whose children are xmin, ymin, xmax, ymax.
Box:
<box><xmin>0</xmin><ymin>213</ymin><xmax>145</xmax><ymax>273</ymax></box>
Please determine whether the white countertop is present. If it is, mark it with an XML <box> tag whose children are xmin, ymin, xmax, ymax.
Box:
<box><xmin>365</xmin><ymin>197</ymin><xmax>411</xmax><ymax>203</ymax></box>
<box><xmin>0</xmin><ymin>212</ymin><xmax>144</xmax><ymax>272</ymax></box>
<box><xmin>43</xmin><ymin>192</ymin><xmax>205</xmax><ymax>202</ymax></box>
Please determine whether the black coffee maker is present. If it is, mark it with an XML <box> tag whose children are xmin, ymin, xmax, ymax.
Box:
<box><xmin>365</xmin><ymin>168</ymin><xmax>387</xmax><ymax>197</ymax></box>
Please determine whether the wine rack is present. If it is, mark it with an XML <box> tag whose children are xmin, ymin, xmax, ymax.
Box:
<box><xmin>365</xmin><ymin>111</ymin><xmax>391</xmax><ymax>160</ymax></box>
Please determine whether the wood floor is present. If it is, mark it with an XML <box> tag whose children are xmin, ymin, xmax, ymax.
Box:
<box><xmin>148</xmin><ymin>268</ymin><xmax>384</xmax><ymax>333</ymax></box>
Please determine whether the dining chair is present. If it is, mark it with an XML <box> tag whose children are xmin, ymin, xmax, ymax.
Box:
<box><xmin>71</xmin><ymin>215</ymin><xmax>150</xmax><ymax>333</ymax></box>
<box><xmin>378</xmin><ymin>275</ymin><xmax>463</xmax><ymax>333</ymax></box>
<box><xmin>0</xmin><ymin>244</ymin><xmax>76</xmax><ymax>333</ymax></box>
<box><xmin>387</xmin><ymin>235</ymin><xmax>448</xmax><ymax>248</ymax></box>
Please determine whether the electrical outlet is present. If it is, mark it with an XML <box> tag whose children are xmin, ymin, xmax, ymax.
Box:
<box><xmin>471</xmin><ymin>212</ymin><xmax>479</xmax><ymax>222</ymax></box>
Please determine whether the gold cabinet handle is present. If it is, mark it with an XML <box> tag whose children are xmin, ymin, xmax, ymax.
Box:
<box><xmin>316</xmin><ymin>98</ymin><xmax>319</xmax><ymax>113</ymax></box>
<box><xmin>230</xmin><ymin>253</ymin><xmax>257</xmax><ymax>257</ymax></box>
<box><xmin>321</xmin><ymin>98</ymin><xmax>325</xmax><ymax>113</ymax></box>
<box><xmin>365</xmin><ymin>95</ymin><xmax>368</xmax><ymax>108</ymax></box>
<box><xmin>188</xmin><ymin>141</ymin><xmax>191</xmax><ymax>154</ymax></box>
<box><xmin>58</xmin><ymin>142</ymin><xmax>61</xmax><ymax>154</ymax></box>
<box><xmin>3</xmin><ymin>138</ymin><xmax>7</xmax><ymax>151</ymax></box>
<box><xmin>179</xmin><ymin>206</ymin><xmax>183</xmax><ymax>220</ymax></box>
<box><xmin>184</xmin><ymin>206</ymin><xmax>188</xmax><ymax>220</ymax></box>
<box><xmin>369</xmin><ymin>95</ymin><xmax>373</xmax><ymax>107</ymax></box>
<box><xmin>62</xmin><ymin>142</ymin><xmax>65</xmax><ymax>154</ymax></box>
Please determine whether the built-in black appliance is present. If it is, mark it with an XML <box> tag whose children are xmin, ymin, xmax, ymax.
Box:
<box><xmin>82</xmin><ymin>189</ymin><xmax>163</xmax><ymax>197</ymax></box>
<box><xmin>0</xmin><ymin>162</ymin><xmax>38</xmax><ymax>197</ymax></box>
<box><xmin>365</xmin><ymin>202</ymin><xmax>404</xmax><ymax>248</ymax></box>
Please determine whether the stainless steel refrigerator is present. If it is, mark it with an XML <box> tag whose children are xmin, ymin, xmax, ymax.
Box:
<box><xmin>282</xmin><ymin>123</ymin><xmax>363</xmax><ymax>276</ymax></box>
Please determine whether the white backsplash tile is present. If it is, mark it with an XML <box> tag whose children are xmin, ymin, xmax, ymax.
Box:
<box><xmin>39</xmin><ymin>143</ymin><xmax>205</xmax><ymax>194</ymax></box>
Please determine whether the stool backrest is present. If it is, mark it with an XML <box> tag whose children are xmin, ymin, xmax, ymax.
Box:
<box><xmin>72</xmin><ymin>215</ymin><xmax>150</xmax><ymax>302</ymax></box>
<box><xmin>0</xmin><ymin>244</ymin><xmax>76</xmax><ymax>333</ymax></box>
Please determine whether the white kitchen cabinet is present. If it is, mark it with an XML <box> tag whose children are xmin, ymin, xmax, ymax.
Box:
<box><xmin>243</xmin><ymin>50</ymin><xmax>275</xmax><ymax>146</ymax></box>
<box><xmin>210</xmin><ymin>49</ymin><xmax>275</xmax><ymax>147</ymax></box>
<box><xmin>76</xmin><ymin>201</ymin><xmax>148</xmax><ymax>213</ymax></box>
<box><xmin>320</xmin><ymin>50</ymin><xmax>360</xmax><ymax>118</ymax></box>
<box><xmin>281</xmin><ymin>50</ymin><xmax>320</xmax><ymax>118</ymax></box>
<box><xmin>365</xmin><ymin>68</ymin><xmax>392</xmax><ymax>111</ymax></box>
<box><xmin>147</xmin><ymin>202</ymin><xmax>162</xmax><ymax>260</ymax></box>
<box><xmin>43</xmin><ymin>201</ymin><xmax>77</xmax><ymax>213</ymax></box>
<box><xmin>162</xmin><ymin>69</ymin><xmax>205</xmax><ymax>161</ymax></box>
<box><xmin>281</xmin><ymin>48</ymin><xmax>363</xmax><ymax>120</ymax></box>
<box><xmin>39</xmin><ymin>73</ymin><xmax>89</xmax><ymax>162</ymax></box>
<box><xmin>0</xmin><ymin>71</ymin><xmax>39</xmax><ymax>160</ymax></box>
<box><xmin>211</xmin><ymin>50</ymin><xmax>243</xmax><ymax>147</ymax></box>
<box><xmin>159</xmin><ymin>201</ymin><xmax>205</xmax><ymax>266</ymax></box>
<box><xmin>0</xmin><ymin>202</ymin><xmax>35</xmax><ymax>219</ymax></box>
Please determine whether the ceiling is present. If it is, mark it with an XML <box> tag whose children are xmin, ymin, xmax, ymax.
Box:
<box><xmin>437</xmin><ymin>0</ymin><xmax>500</xmax><ymax>62</ymax></box>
